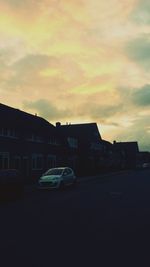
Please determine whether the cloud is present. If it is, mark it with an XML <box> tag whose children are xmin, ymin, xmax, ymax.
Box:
<box><xmin>0</xmin><ymin>54</ymin><xmax>50</xmax><ymax>91</ymax></box>
<box><xmin>1</xmin><ymin>53</ymin><xmax>85</xmax><ymax>96</ymax></box>
<box><xmin>23</xmin><ymin>99</ymin><xmax>71</xmax><ymax>121</ymax></box>
<box><xmin>114</xmin><ymin>115</ymin><xmax>150</xmax><ymax>151</ymax></box>
<box><xmin>0</xmin><ymin>0</ymin><xmax>150</xmax><ymax>151</ymax></box>
<box><xmin>132</xmin><ymin>84</ymin><xmax>150</xmax><ymax>106</ymax></box>
<box><xmin>82</xmin><ymin>103</ymin><xmax>123</xmax><ymax>121</ymax></box>
<box><xmin>72</xmin><ymin>88</ymin><xmax>127</xmax><ymax>125</ymax></box>
<box><xmin>131</xmin><ymin>0</ymin><xmax>150</xmax><ymax>25</ymax></box>
<box><xmin>126</xmin><ymin>35</ymin><xmax>150</xmax><ymax>70</ymax></box>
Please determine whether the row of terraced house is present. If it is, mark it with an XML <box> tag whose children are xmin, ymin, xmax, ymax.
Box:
<box><xmin>0</xmin><ymin>103</ymin><xmax>149</xmax><ymax>183</ymax></box>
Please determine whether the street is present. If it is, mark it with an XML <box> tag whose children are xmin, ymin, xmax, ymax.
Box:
<box><xmin>1</xmin><ymin>169</ymin><xmax>150</xmax><ymax>266</ymax></box>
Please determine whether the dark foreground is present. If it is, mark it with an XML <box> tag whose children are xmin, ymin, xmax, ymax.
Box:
<box><xmin>1</xmin><ymin>169</ymin><xmax>150</xmax><ymax>266</ymax></box>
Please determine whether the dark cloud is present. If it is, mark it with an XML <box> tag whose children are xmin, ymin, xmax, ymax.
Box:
<box><xmin>23</xmin><ymin>99</ymin><xmax>71</xmax><ymax>121</ymax></box>
<box><xmin>132</xmin><ymin>84</ymin><xmax>150</xmax><ymax>106</ymax></box>
<box><xmin>126</xmin><ymin>35</ymin><xmax>150</xmax><ymax>69</ymax></box>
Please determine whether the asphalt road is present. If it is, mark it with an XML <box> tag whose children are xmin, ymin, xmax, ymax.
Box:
<box><xmin>1</xmin><ymin>169</ymin><xmax>150</xmax><ymax>267</ymax></box>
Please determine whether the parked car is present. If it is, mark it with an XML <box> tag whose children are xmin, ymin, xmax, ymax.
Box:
<box><xmin>38</xmin><ymin>167</ymin><xmax>77</xmax><ymax>190</ymax></box>
<box><xmin>0</xmin><ymin>169</ymin><xmax>23</xmax><ymax>200</ymax></box>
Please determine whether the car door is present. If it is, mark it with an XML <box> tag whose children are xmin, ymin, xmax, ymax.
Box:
<box><xmin>62</xmin><ymin>169</ymin><xmax>69</xmax><ymax>185</ymax></box>
<box><xmin>66</xmin><ymin>168</ymin><xmax>74</xmax><ymax>184</ymax></box>
<box><xmin>63</xmin><ymin>168</ymin><xmax>72</xmax><ymax>185</ymax></box>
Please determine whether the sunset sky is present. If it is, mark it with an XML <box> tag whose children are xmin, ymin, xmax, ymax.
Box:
<box><xmin>0</xmin><ymin>0</ymin><xmax>150</xmax><ymax>150</ymax></box>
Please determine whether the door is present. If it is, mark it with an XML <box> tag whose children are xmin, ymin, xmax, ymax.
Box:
<box><xmin>63</xmin><ymin>168</ymin><xmax>73</xmax><ymax>185</ymax></box>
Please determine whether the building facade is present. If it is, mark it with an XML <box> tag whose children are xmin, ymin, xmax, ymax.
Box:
<box><xmin>56</xmin><ymin>122</ymin><xmax>104</xmax><ymax>175</ymax></box>
<box><xmin>0</xmin><ymin>103</ymin><xmax>63</xmax><ymax>182</ymax></box>
<box><xmin>1</xmin><ymin>103</ymin><xmax>144</xmax><ymax>183</ymax></box>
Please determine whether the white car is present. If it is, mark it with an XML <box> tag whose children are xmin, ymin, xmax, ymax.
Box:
<box><xmin>38</xmin><ymin>167</ymin><xmax>77</xmax><ymax>189</ymax></box>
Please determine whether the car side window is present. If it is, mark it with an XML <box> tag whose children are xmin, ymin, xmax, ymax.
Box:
<box><xmin>67</xmin><ymin>169</ymin><xmax>72</xmax><ymax>175</ymax></box>
<box><xmin>63</xmin><ymin>170</ymin><xmax>68</xmax><ymax>176</ymax></box>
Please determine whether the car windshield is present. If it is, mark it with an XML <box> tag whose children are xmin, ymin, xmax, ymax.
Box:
<box><xmin>44</xmin><ymin>168</ymin><xmax>64</xmax><ymax>176</ymax></box>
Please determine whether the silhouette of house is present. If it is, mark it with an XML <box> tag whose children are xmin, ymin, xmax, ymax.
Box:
<box><xmin>113</xmin><ymin>141</ymin><xmax>139</xmax><ymax>169</ymax></box>
<box><xmin>56</xmin><ymin>122</ymin><xmax>103</xmax><ymax>175</ymax></box>
<box><xmin>99</xmin><ymin>140</ymin><xmax>115</xmax><ymax>170</ymax></box>
<box><xmin>0</xmin><ymin>102</ymin><xmax>143</xmax><ymax>182</ymax></box>
<box><xmin>138</xmin><ymin>151</ymin><xmax>150</xmax><ymax>165</ymax></box>
<box><xmin>0</xmin><ymin>103</ymin><xmax>62</xmax><ymax>182</ymax></box>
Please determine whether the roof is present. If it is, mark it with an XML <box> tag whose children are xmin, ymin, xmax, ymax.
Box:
<box><xmin>0</xmin><ymin>103</ymin><xmax>55</xmax><ymax>133</ymax></box>
<box><xmin>102</xmin><ymin>139</ymin><xmax>113</xmax><ymax>148</ymax></box>
<box><xmin>56</xmin><ymin>122</ymin><xmax>102</xmax><ymax>140</ymax></box>
<box><xmin>113</xmin><ymin>141</ymin><xmax>139</xmax><ymax>153</ymax></box>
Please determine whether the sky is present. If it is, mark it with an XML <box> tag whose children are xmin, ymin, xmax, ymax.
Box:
<box><xmin>0</xmin><ymin>0</ymin><xmax>150</xmax><ymax>151</ymax></box>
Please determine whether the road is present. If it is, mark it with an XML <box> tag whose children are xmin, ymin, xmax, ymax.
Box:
<box><xmin>1</xmin><ymin>169</ymin><xmax>150</xmax><ymax>266</ymax></box>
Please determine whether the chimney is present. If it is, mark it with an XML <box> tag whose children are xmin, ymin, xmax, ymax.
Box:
<box><xmin>56</xmin><ymin>122</ymin><xmax>61</xmax><ymax>127</ymax></box>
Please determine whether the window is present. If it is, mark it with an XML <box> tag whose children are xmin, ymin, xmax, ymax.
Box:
<box><xmin>90</xmin><ymin>142</ymin><xmax>102</xmax><ymax>151</ymax></box>
<box><xmin>0</xmin><ymin>128</ymin><xmax>18</xmax><ymax>138</ymax></box>
<box><xmin>63</xmin><ymin>168</ymin><xmax>72</xmax><ymax>176</ymax></box>
<box><xmin>32</xmin><ymin>154</ymin><xmax>43</xmax><ymax>170</ymax></box>
<box><xmin>67</xmin><ymin>137</ymin><xmax>78</xmax><ymax>148</ymax></box>
<box><xmin>48</xmin><ymin>137</ymin><xmax>59</xmax><ymax>145</ymax></box>
<box><xmin>67</xmin><ymin>168</ymin><xmax>72</xmax><ymax>175</ymax></box>
<box><xmin>36</xmin><ymin>136</ymin><xmax>43</xmax><ymax>143</ymax></box>
<box><xmin>0</xmin><ymin>152</ymin><xmax>9</xmax><ymax>169</ymax></box>
<box><xmin>47</xmin><ymin>155</ymin><xmax>56</xmax><ymax>168</ymax></box>
<box><xmin>0</xmin><ymin>128</ymin><xmax>4</xmax><ymax>136</ymax></box>
<box><xmin>27</xmin><ymin>133</ymin><xmax>43</xmax><ymax>143</ymax></box>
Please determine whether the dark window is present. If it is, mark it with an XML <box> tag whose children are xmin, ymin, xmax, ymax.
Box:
<box><xmin>32</xmin><ymin>154</ymin><xmax>43</xmax><ymax>170</ymax></box>
<box><xmin>0</xmin><ymin>153</ymin><xmax>9</xmax><ymax>169</ymax></box>
<box><xmin>47</xmin><ymin>155</ymin><xmax>56</xmax><ymax>168</ymax></box>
